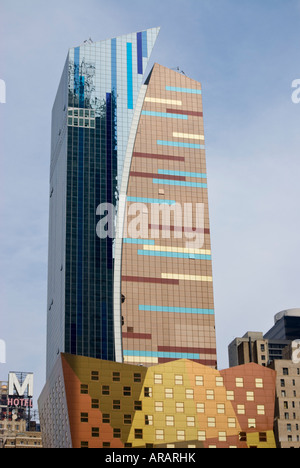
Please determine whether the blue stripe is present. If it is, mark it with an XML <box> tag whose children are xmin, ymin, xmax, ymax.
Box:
<box><xmin>139</xmin><ymin>305</ymin><xmax>215</xmax><ymax>315</ymax></box>
<box><xmin>166</xmin><ymin>86</ymin><xmax>202</xmax><ymax>94</ymax></box>
<box><xmin>153</xmin><ymin>179</ymin><xmax>207</xmax><ymax>188</ymax></box>
<box><xmin>137</xmin><ymin>32</ymin><xmax>143</xmax><ymax>74</ymax></box>
<box><xmin>142</xmin><ymin>31</ymin><xmax>148</xmax><ymax>57</ymax></box>
<box><xmin>142</xmin><ymin>110</ymin><xmax>188</xmax><ymax>120</ymax></box>
<box><xmin>127</xmin><ymin>196</ymin><xmax>176</xmax><ymax>205</ymax></box>
<box><xmin>127</xmin><ymin>43</ymin><xmax>133</xmax><ymax>109</ymax></box>
<box><xmin>158</xmin><ymin>169</ymin><xmax>207</xmax><ymax>178</ymax></box>
<box><xmin>124</xmin><ymin>238</ymin><xmax>155</xmax><ymax>245</ymax></box>
<box><xmin>138</xmin><ymin>250</ymin><xmax>211</xmax><ymax>260</ymax></box>
<box><xmin>111</xmin><ymin>38</ymin><xmax>117</xmax><ymax>93</ymax></box>
<box><xmin>124</xmin><ymin>350</ymin><xmax>200</xmax><ymax>359</ymax></box>
<box><xmin>74</xmin><ymin>47</ymin><xmax>80</xmax><ymax>97</ymax></box>
<box><xmin>157</xmin><ymin>140</ymin><xmax>205</xmax><ymax>150</ymax></box>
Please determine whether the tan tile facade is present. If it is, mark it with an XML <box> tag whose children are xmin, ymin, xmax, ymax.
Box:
<box><xmin>121</xmin><ymin>64</ymin><xmax>217</xmax><ymax>368</ymax></box>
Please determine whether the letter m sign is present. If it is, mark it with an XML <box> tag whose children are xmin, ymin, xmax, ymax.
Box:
<box><xmin>8</xmin><ymin>373</ymin><xmax>33</xmax><ymax>397</ymax></box>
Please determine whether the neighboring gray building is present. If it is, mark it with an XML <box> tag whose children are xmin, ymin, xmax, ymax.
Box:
<box><xmin>228</xmin><ymin>309</ymin><xmax>300</xmax><ymax>368</ymax></box>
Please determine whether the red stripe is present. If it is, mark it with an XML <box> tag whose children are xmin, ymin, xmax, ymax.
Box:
<box><xmin>166</xmin><ymin>108</ymin><xmax>203</xmax><ymax>117</ymax></box>
<box><xmin>122</xmin><ymin>275</ymin><xmax>179</xmax><ymax>285</ymax></box>
<box><xmin>130</xmin><ymin>171</ymin><xmax>185</xmax><ymax>181</ymax></box>
<box><xmin>158</xmin><ymin>345</ymin><xmax>217</xmax><ymax>354</ymax></box>
<box><xmin>133</xmin><ymin>152</ymin><xmax>185</xmax><ymax>162</ymax></box>
<box><xmin>123</xmin><ymin>332</ymin><xmax>152</xmax><ymax>340</ymax></box>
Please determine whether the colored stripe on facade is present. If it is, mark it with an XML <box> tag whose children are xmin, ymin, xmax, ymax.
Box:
<box><xmin>139</xmin><ymin>305</ymin><xmax>215</xmax><ymax>315</ymax></box>
<box><xmin>148</xmin><ymin>224</ymin><xmax>210</xmax><ymax>234</ymax></box>
<box><xmin>124</xmin><ymin>350</ymin><xmax>201</xmax><ymax>360</ymax></box>
<box><xmin>137</xmin><ymin>32</ymin><xmax>143</xmax><ymax>74</ymax></box>
<box><xmin>131</xmin><ymin>171</ymin><xmax>186</xmax><ymax>181</ymax></box>
<box><xmin>157</xmin><ymin>140</ymin><xmax>205</xmax><ymax>150</ymax></box>
<box><xmin>166</xmin><ymin>86</ymin><xmax>202</xmax><ymax>94</ymax></box>
<box><xmin>127</xmin><ymin>43</ymin><xmax>133</xmax><ymax>109</ymax></box>
<box><xmin>141</xmin><ymin>110</ymin><xmax>188</xmax><ymax>119</ymax></box>
<box><xmin>166</xmin><ymin>108</ymin><xmax>203</xmax><ymax>117</ymax></box>
<box><xmin>153</xmin><ymin>179</ymin><xmax>207</xmax><ymax>188</ymax></box>
<box><xmin>111</xmin><ymin>38</ymin><xmax>117</xmax><ymax>92</ymax></box>
<box><xmin>133</xmin><ymin>151</ymin><xmax>185</xmax><ymax>162</ymax></box>
<box><xmin>138</xmin><ymin>250</ymin><xmax>211</xmax><ymax>260</ymax></box>
<box><xmin>127</xmin><ymin>196</ymin><xmax>176</xmax><ymax>205</ymax></box>
<box><xmin>158</xmin><ymin>169</ymin><xmax>207</xmax><ymax>178</ymax></box>
<box><xmin>122</xmin><ymin>276</ymin><xmax>179</xmax><ymax>285</ymax></box>
<box><xmin>123</xmin><ymin>238</ymin><xmax>155</xmax><ymax>245</ymax></box>
<box><xmin>161</xmin><ymin>273</ymin><xmax>213</xmax><ymax>282</ymax></box>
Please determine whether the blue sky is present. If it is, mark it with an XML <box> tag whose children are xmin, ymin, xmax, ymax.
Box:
<box><xmin>0</xmin><ymin>0</ymin><xmax>300</xmax><ymax>404</ymax></box>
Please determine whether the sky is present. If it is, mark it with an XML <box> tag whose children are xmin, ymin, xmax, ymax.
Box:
<box><xmin>0</xmin><ymin>0</ymin><xmax>300</xmax><ymax>407</ymax></box>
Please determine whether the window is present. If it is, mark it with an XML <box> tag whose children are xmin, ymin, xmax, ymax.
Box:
<box><xmin>124</xmin><ymin>443</ymin><xmax>132</xmax><ymax>448</ymax></box>
<box><xmin>112</xmin><ymin>372</ymin><xmax>120</xmax><ymax>382</ymax></box>
<box><xmin>227</xmin><ymin>391</ymin><xmax>234</xmax><ymax>401</ymax></box>
<box><xmin>195</xmin><ymin>375</ymin><xmax>204</xmax><ymax>386</ymax></box>
<box><xmin>134</xmin><ymin>373</ymin><xmax>142</xmax><ymax>383</ymax></box>
<box><xmin>80</xmin><ymin>384</ymin><xmax>88</xmax><ymax>394</ymax></box>
<box><xmin>246</xmin><ymin>392</ymin><xmax>255</xmax><ymax>401</ymax></box>
<box><xmin>165</xmin><ymin>388</ymin><xmax>173</xmax><ymax>399</ymax></box>
<box><xmin>91</xmin><ymin>371</ymin><xmax>99</xmax><ymax>381</ymax></box>
<box><xmin>145</xmin><ymin>415</ymin><xmax>153</xmax><ymax>426</ymax></box>
<box><xmin>81</xmin><ymin>441</ymin><xmax>89</xmax><ymax>448</ymax></box>
<box><xmin>102</xmin><ymin>385</ymin><xmax>110</xmax><ymax>396</ymax></box>
<box><xmin>134</xmin><ymin>401</ymin><xmax>142</xmax><ymax>411</ymax></box>
<box><xmin>207</xmin><ymin>418</ymin><xmax>216</xmax><ymax>428</ymax></box>
<box><xmin>236</xmin><ymin>378</ymin><xmax>244</xmax><ymax>388</ymax></box>
<box><xmin>239</xmin><ymin>432</ymin><xmax>247</xmax><ymax>442</ymax></box>
<box><xmin>280</xmin><ymin>379</ymin><xmax>285</xmax><ymax>387</ymax></box>
<box><xmin>155</xmin><ymin>401</ymin><xmax>164</xmax><ymax>412</ymax></box>
<box><xmin>91</xmin><ymin>399</ymin><xmax>99</xmax><ymax>409</ymax></box>
<box><xmin>177</xmin><ymin>430</ymin><xmax>185</xmax><ymax>441</ymax></box>
<box><xmin>176</xmin><ymin>402</ymin><xmax>184</xmax><ymax>413</ymax></box>
<box><xmin>135</xmin><ymin>429</ymin><xmax>143</xmax><ymax>440</ymax></box>
<box><xmin>217</xmin><ymin>404</ymin><xmax>225</xmax><ymax>414</ymax></box>
<box><xmin>91</xmin><ymin>427</ymin><xmax>99</xmax><ymax>438</ymax></box>
<box><xmin>283</xmin><ymin>368</ymin><xmax>289</xmax><ymax>376</ymax></box>
<box><xmin>216</xmin><ymin>377</ymin><xmax>224</xmax><ymax>387</ymax></box>
<box><xmin>259</xmin><ymin>432</ymin><xmax>267</xmax><ymax>442</ymax></box>
<box><xmin>123</xmin><ymin>386</ymin><xmax>131</xmax><ymax>396</ymax></box>
<box><xmin>154</xmin><ymin>374</ymin><xmax>163</xmax><ymax>384</ymax></box>
<box><xmin>166</xmin><ymin>416</ymin><xmax>174</xmax><ymax>426</ymax></box>
<box><xmin>218</xmin><ymin>432</ymin><xmax>227</xmax><ymax>442</ymax></box>
<box><xmin>197</xmin><ymin>403</ymin><xmax>205</xmax><ymax>413</ymax></box>
<box><xmin>156</xmin><ymin>430</ymin><xmax>164</xmax><ymax>441</ymax></box>
<box><xmin>113</xmin><ymin>428</ymin><xmax>121</xmax><ymax>438</ymax></box>
<box><xmin>186</xmin><ymin>389</ymin><xmax>194</xmax><ymax>399</ymax></box>
<box><xmin>103</xmin><ymin>442</ymin><xmax>110</xmax><ymax>448</ymax></box>
<box><xmin>175</xmin><ymin>375</ymin><xmax>183</xmax><ymax>385</ymax></box>
<box><xmin>187</xmin><ymin>416</ymin><xmax>195</xmax><ymax>427</ymax></box>
<box><xmin>80</xmin><ymin>413</ymin><xmax>88</xmax><ymax>423</ymax></box>
<box><xmin>255</xmin><ymin>378</ymin><xmax>263</xmax><ymax>388</ymax></box>
<box><xmin>144</xmin><ymin>387</ymin><xmax>152</xmax><ymax>398</ymax></box>
<box><xmin>102</xmin><ymin>414</ymin><xmax>110</xmax><ymax>424</ymax></box>
<box><xmin>248</xmin><ymin>419</ymin><xmax>256</xmax><ymax>429</ymax></box>
<box><xmin>113</xmin><ymin>400</ymin><xmax>120</xmax><ymax>410</ymax></box>
<box><xmin>206</xmin><ymin>390</ymin><xmax>214</xmax><ymax>400</ymax></box>
<box><xmin>228</xmin><ymin>418</ymin><xmax>236</xmax><ymax>428</ymax></box>
<box><xmin>198</xmin><ymin>431</ymin><xmax>206</xmax><ymax>442</ymax></box>
<box><xmin>257</xmin><ymin>405</ymin><xmax>265</xmax><ymax>415</ymax></box>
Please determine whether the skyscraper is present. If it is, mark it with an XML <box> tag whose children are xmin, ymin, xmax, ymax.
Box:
<box><xmin>39</xmin><ymin>28</ymin><xmax>278</xmax><ymax>449</ymax></box>
<box><xmin>46</xmin><ymin>27</ymin><xmax>217</xmax><ymax>378</ymax></box>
